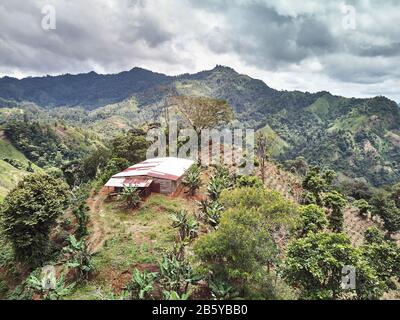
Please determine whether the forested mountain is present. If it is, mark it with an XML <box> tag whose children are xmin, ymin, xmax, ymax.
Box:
<box><xmin>1</xmin><ymin>67</ymin><xmax>400</xmax><ymax>301</ymax></box>
<box><xmin>1</xmin><ymin>66</ymin><xmax>400</xmax><ymax>187</ymax></box>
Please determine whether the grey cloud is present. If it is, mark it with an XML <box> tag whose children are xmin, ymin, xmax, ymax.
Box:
<box><xmin>0</xmin><ymin>0</ymin><xmax>399</xmax><ymax>100</ymax></box>
<box><xmin>358</xmin><ymin>43</ymin><xmax>400</xmax><ymax>57</ymax></box>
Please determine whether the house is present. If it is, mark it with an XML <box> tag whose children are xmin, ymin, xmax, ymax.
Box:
<box><xmin>105</xmin><ymin>157</ymin><xmax>195</xmax><ymax>196</ymax></box>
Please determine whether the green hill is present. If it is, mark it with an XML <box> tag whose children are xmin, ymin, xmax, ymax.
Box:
<box><xmin>1</xmin><ymin>66</ymin><xmax>400</xmax><ymax>187</ymax></box>
<box><xmin>0</xmin><ymin>134</ymin><xmax>34</xmax><ymax>202</ymax></box>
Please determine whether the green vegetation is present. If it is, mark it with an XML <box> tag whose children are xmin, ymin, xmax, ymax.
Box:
<box><xmin>281</xmin><ymin>232</ymin><xmax>384</xmax><ymax>300</ymax></box>
<box><xmin>1</xmin><ymin>66</ymin><xmax>400</xmax><ymax>301</ymax></box>
<box><xmin>122</xmin><ymin>186</ymin><xmax>141</xmax><ymax>209</ymax></box>
<box><xmin>182</xmin><ymin>164</ymin><xmax>202</xmax><ymax>196</ymax></box>
<box><xmin>298</xmin><ymin>205</ymin><xmax>328</xmax><ymax>236</ymax></box>
<box><xmin>1</xmin><ymin>173</ymin><xmax>69</xmax><ymax>267</ymax></box>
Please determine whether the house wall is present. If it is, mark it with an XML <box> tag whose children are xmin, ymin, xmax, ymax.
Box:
<box><xmin>153</xmin><ymin>178</ymin><xmax>178</xmax><ymax>194</ymax></box>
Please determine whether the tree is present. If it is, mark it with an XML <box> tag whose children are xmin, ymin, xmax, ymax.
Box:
<box><xmin>182</xmin><ymin>164</ymin><xmax>202</xmax><ymax>196</ymax></box>
<box><xmin>220</xmin><ymin>187</ymin><xmax>299</xmax><ymax>232</ymax></box>
<box><xmin>236</xmin><ymin>175</ymin><xmax>263</xmax><ymax>188</ymax></box>
<box><xmin>98</xmin><ymin>157</ymin><xmax>130</xmax><ymax>185</ymax></box>
<box><xmin>302</xmin><ymin>167</ymin><xmax>337</xmax><ymax>206</ymax></box>
<box><xmin>361</xmin><ymin>238</ymin><xmax>400</xmax><ymax>292</ymax></box>
<box><xmin>370</xmin><ymin>191</ymin><xmax>400</xmax><ymax>236</ymax></box>
<box><xmin>284</xmin><ymin>156</ymin><xmax>309</xmax><ymax>176</ymax></box>
<box><xmin>121</xmin><ymin>186</ymin><xmax>141</xmax><ymax>209</ymax></box>
<box><xmin>194</xmin><ymin>207</ymin><xmax>278</xmax><ymax>291</ymax></box>
<box><xmin>169</xmin><ymin>96</ymin><xmax>234</xmax><ymax>133</ymax></box>
<box><xmin>256</xmin><ymin>133</ymin><xmax>268</xmax><ymax>183</ymax></box>
<box><xmin>72</xmin><ymin>202</ymin><xmax>90</xmax><ymax>239</ymax></box>
<box><xmin>111</xmin><ymin>129</ymin><xmax>149</xmax><ymax>164</ymax></box>
<box><xmin>1</xmin><ymin>173</ymin><xmax>69</xmax><ymax>267</ymax></box>
<box><xmin>298</xmin><ymin>205</ymin><xmax>328</xmax><ymax>236</ymax></box>
<box><xmin>364</xmin><ymin>227</ymin><xmax>385</xmax><ymax>245</ymax></box>
<box><xmin>354</xmin><ymin>199</ymin><xmax>372</xmax><ymax>219</ymax></box>
<box><xmin>389</xmin><ymin>183</ymin><xmax>400</xmax><ymax>208</ymax></box>
<box><xmin>81</xmin><ymin>146</ymin><xmax>111</xmax><ymax>181</ymax></box>
<box><xmin>281</xmin><ymin>232</ymin><xmax>383</xmax><ymax>300</ymax></box>
<box><xmin>323</xmin><ymin>191</ymin><xmax>347</xmax><ymax>232</ymax></box>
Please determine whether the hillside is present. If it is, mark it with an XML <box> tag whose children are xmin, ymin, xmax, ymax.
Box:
<box><xmin>1</xmin><ymin>66</ymin><xmax>400</xmax><ymax>187</ymax></box>
<box><xmin>0</xmin><ymin>116</ymin><xmax>105</xmax><ymax>200</ymax></box>
<box><xmin>0</xmin><ymin>132</ymin><xmax>34</xmax><ymax>202</ymax></box>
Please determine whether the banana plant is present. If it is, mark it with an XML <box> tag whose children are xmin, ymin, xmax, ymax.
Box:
<box><xmin>26</xmin><ymin>271</ymin><xmax>75</xmax><ymax>300</ymax></box>
<box><xmin>163</xmin><ymin>290</ymin><xmax>189</xmax><ymax>300</ymax></box>
<box><xmin>197</xmin><ymin>199</ymin><xmax>224</xmax><ymax>229</ymax></box>
<box><xmin>209</xmin><ymin>278</ymin><xmax>238</xmax><ymax>300</ymax></box>
<box><xmin>64</xmin><ymin>235</ymin><xmax>95</xmax><ymax>282</ymax></box>
<box><xmin>159</xmin><ymin>255</ymin><xmax>202</xmax><ymax>294</ymax></box>
<box><xmin>170</xmin><ymin>211</ymin><xmax>199</xmax><ymax>242</ymax></box>
<box><xmin>125</xmin><ymin>268</ymin><xmax>157</xmax><ymax>300</ymax></box>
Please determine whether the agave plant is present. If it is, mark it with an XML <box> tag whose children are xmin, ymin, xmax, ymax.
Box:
<box><xmin>207</xmin><ymin>172</ymin><xmax>233</xmax><ymax>201</ymax></box>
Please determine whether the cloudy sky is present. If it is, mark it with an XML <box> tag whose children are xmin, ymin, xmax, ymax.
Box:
<box><xmin>0</xmin><ymin>0</ymin><xmax>399</xmax><ymax>101</ymax></box>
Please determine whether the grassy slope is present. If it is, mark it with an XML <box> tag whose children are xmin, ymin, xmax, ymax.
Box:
<box><xmin>67</xmin><ymin>194</ymin><xmax>197</xmax><ymax>299</ymax></box>
<box><xmin>0</xmin><ymin>136</ymin><xmax>39</xmax><ymax>202</ymax></box>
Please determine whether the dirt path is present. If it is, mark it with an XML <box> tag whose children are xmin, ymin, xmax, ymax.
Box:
<box><xmin>87</xmin><ymin>190</ymin><xmax>110</xmax><ymax>253</ymax></box>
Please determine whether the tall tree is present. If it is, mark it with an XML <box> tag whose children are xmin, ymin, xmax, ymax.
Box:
<box><xmin>298</xmin><ymin>204</ymin><xmax>328</xmax><ymax>236</ymax></box>
<box><xmin>169</xmin><ymin>96</ymin><xmax>234</xmax><ymax>133</ymax></box>
<box><xmin>256</xmin><ymin>133</ymin><xmax>268</xmax><ymax>184</ymax></box>
<box><xmin>323</xmin><ymin>191</ymin><xmax>347</xmax><ymax>233</ymax></box>
<box><xmin>282</xmin><ymin>232</ymin><xmax>384</xmax><ymax>300</ymax></box>
<box><xmin>111</xmin><ymin>129</ymin><xmax>149</xmax><ymax>164</ymax></box>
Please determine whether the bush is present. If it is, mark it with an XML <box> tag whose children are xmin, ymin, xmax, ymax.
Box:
<box><xmin>1</xmin><ymin>173</ymin><xmax>69</xmax><ymax>267</ymax></box>
<box><xmin>299</xmin><ymin>205</ymin><xmax>328</xmax><ymax>235</ymax></box>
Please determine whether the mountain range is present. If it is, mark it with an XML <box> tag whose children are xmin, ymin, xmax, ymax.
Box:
<box><xmin>1</xmin><ymin>65</ymin><xmax>400</xmax><ymax>188</ymax></box>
